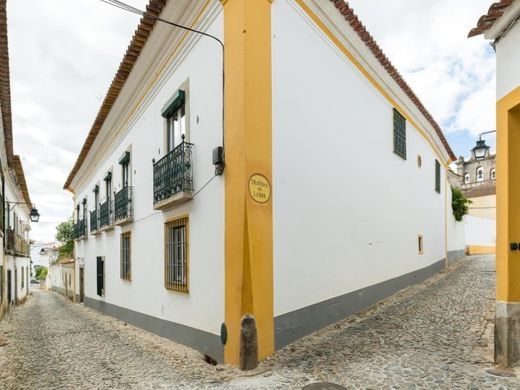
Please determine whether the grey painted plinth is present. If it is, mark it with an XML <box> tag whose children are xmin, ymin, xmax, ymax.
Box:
<box><xmin>495</xmin><ymin>301</ymin><xmax>520</xmax><ymax>367</ymax></box>
<box><xmin>84</xmin><ymin>297</ymin><xmax>224</xmax><ymax>362</ymax></box>
<box><xmin>275</xmin><ymin>258</ymin><xmax>446</xmax><ymax>350</ymax></box>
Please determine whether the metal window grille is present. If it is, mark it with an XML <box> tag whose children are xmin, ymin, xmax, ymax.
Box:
<box><xmin>165</xmin><ymin>217</ymin><xmax>188</xmax><ymax>293</ymax></box>
<box><xmin>435</xmin><ymin>160</ymin><xmax>441</xmax><ymax>193</ymax></box>
<box><xmin>21</xmin><ymin>267</ymin><xmax>24</xmax><ymax>289</ymax></box>
<box><xmin>96</xmin><ymin>257</ymin><xmax>104</xmax><ymax>296</ymax></box>
<box><xmin>0</xmin><ymin>266</ymin><xmax>3</xmax><ymax>303</ymax></box>
<box><xmin>393</xmin><ymin>108</ymin><xmax>407</xmax><ymax>159</ymax></box>
<box><xmin>120</xmin><ymin>232</ymin><xmax>131</xmax><ymax>281</ymax></box>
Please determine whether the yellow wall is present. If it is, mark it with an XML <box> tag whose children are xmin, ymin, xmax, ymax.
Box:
<box><xmin>467</xmin><ymin>245</ymin><xmax>496</xmax><ymax>255</ymax></box>
<box><xmin>497</xmin><ymin>85</ymin><xmax>520</xmax><ymax>302</ymax></box>
<box><xmin>221</xmin><ymin>0</ymin><xmax>274</xmax><ymax>365</ymax></box>
<box><xmin>468</xmin><ymin>195</ymin><xmax>496</xmax><ymax>220</ymax></box>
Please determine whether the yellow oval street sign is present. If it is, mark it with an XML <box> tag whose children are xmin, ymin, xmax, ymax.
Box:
<box><xmin>249</xmin><ymin>174</ymin><xmax>271</xmax><ymax>204</ymax></box>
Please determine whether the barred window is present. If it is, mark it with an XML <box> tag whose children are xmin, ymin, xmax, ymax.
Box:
<box><xmin>165</xmin><ymin>216</ymin><xmax>189</xmax><ymax>293</ymax></box>
<box><xmin>21</xmin><ymin>267</ymin><xmax>24</xmax><ymax>289</ymax></box>
<box><xmin>435</xmin><ymin>160</ymin><xmax>441</xmax><ymax>193</ymax></box>
<box><xmin>121</xmin><ymin>232</ymin><xmax>131</xmax><ymax>281</ymax></box>
<box><xmin>393</xmin><ymin>108</ymin><xmax>406</xmax><ymax>159</ymax></box>
<box><xmin>96</xmin><ymin>257</ymin><xmax>104</xmax><ymax>297</ymax></box>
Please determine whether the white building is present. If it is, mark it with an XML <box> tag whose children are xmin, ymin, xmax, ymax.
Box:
<box><xmin>64</xmin><ymin>0</ymin><xmax>464</xmax><ymax>365</ymax></box>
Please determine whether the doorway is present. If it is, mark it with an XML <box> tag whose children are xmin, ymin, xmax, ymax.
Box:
<box><xmin>7</xmin><ymin>270</ymin><xmax>11</xmax><ymax>304</ymax></box>
<box><xmin>14</xmin><ymin>268</ymin><xmax>17</xmax><ymax>304</ymax></box>
<box><xmin>79</xmin><ymin>267</ymin><xmax>85</xmax><ymax>303</ymax></box>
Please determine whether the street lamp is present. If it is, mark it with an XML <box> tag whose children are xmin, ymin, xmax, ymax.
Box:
<box><xmin>6</xmin><ymin>202</ymin><xmax>41</xmax><ymax>223</ymax></box>
<box><xmin>472</xmin><ymin>130</ymin><xmax>496</xmax><ymax>160</ymax></box>
<box><xmin>472</xmin><ymin>139</ymin><xmax>489</xmax><ymax>160</ymax></box>
<box><xmin>29</xmin><ymin>207</ymin><xmax>40</xmax><ymax>223</ymax></box>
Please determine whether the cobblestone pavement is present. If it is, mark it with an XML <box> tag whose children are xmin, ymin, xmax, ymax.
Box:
<box><xmin>0</xmin><ymin>255</ymin><xmax>519</xmax><ymax>389</ymax></box>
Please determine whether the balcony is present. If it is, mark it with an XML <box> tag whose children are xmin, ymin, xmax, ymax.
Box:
<box><xmin>99</xmin><ymin>200</ymin><xmax>114</xmax><ymax>231</ymax></box>
<box><xmin>90</xmin><ymin>209</ymin><xmax>99</xmax><ymax>234</ymax></box>
<box><xmin>153</xmin><ymin>141</ymin><xmax>193</xmax><ymax>210</ymax></box>
<box><xmin>114</xmin><ymin>186</ymin><xmax>133</xmax><ymax>226</ymax></box>
<box><xmin>6</xmin><ymin>230</ymin><xmax>30</xmax><ymax>257</ymax></box>
<box><xmin>74</xmin><ymin>219</ymin><xmax>87</xmax><ymax>240</ymax></box>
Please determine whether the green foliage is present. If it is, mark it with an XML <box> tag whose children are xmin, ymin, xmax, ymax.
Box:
<box><xmin>451</xmin><ymin>187</ymin><xmax>471</xmax><ymax>222</ymax></box>
<box><xmin>34</xmin><ymin>265</ymin><xmax>48</xmax><ymax>281</ymax></box>
<box><xmin>56</xmin><ymin>218</ymin><xmax>74</xmax><ymax>259</ymax></box>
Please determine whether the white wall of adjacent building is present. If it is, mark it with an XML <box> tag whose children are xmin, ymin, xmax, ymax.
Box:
<box><xmin>272</xmin><ymin>0</ymin><xmax>451</xmax><ymax>317</ymax></box>
<box><xmin>465</xmin><ymin>215</ymin><xmax>496</xmax><ymax>247</ymax></box>
<box><xmin>73</xmin><ymin>5</ymin><xmax>224</xmax><ymax>336</ymax></box>
<box><xmin>496</xmin><ymin>17</ymin><xmax>520</xmax><ymax>99</ymax></box>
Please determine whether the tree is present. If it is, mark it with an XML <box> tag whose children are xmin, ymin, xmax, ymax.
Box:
<box><xmin>34</xmin><ymin>265</ymin><xmax>48</xmax><ymax>281</ymax></box>
<box><xmin>56</xmin><ymin>218</ymin><xmax>74</xmax><ymax>259</ymax></box>
<box><xmin>451</xmin><ymin>187</ymin><xmax>471</xmax><ymax>222</ymax></box>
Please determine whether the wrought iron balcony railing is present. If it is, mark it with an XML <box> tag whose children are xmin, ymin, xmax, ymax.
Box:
<box><xmin>153</xmin><ymin>141</ymin><xmax>193</xmax><ymax>206</ymax></box>
<box><xmin>99</xmin><ymin>200</ymin><xmax>113</xmax><ymax>228</ymax></box>
<box><xmin>90</xmin><ymin>209</ymin><xmax>99</xmax><ymax>233</ymax></box>
<box><xmin>115</xmin><ymin>186</ymin><xmax>133</xmax><ymax>223</ymax></box>
<box><xmin>6</xmin><ymin>229</ymin><xmax>15</xmax><ymax>252</ymax></box>
<box><xmin>74</xmin><ymin>219</ymin><xmax>87</xmax><ymax>240</ymax></box>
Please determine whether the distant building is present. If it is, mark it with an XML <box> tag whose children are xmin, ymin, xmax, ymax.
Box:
<box><xmin>452</xmin><ymin>138</ymin><xmax>496</xmax><ymax>220</ymax></box>
<box><xmin>448</xmin><ymin>138</ymin><xmax>496</xmax><ymax>255</ymax></box>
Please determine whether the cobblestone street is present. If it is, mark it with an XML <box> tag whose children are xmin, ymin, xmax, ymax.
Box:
<box><xmin>1</xmin><ymin>255</ymin><xmax>519</xmax><ymax>389</ymax></box>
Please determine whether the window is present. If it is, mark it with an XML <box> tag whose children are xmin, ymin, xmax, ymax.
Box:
<box><xmin>435</xmin><ymin>160</ymin><xmax>441</xmax><ymax>193</ymax></box>
<box><xmin>119</xmin><ymin>152</ymin><xmax>131</xmax><ymax>188</ymax></box>
<box><xmin>418</xmin><ymin>235</ymin><xmax>424</xmax><ymax>254</ymax></box>
<box><xmin>476</xmin><ymin>166</ymin><xmax>484</xmax><ymax>182</ymax></box>
<box><xmin>162</xmin><ymin>90</ymin><xmax>187</xmax><ymax>153</ymax></box>
<box><xmin>21</xmin><ymin>267</ymin><xmax>24</xmax><ymax>289</ymax></box>
<box><xmin>491</xmin><ymin>168</ymin><xmax>496</xmax><ymax>180</ymax></box>
<box><xmin>120</xmin><ymin>232</ymin><xmax>131</xmax><ymax>281</ymax></box>
<box><xmin>94</xmin><ymin>185</ymin><xmax>99</xmax><ymax>208</ymax></box>
<box><xmin>393</xmin><ymin>108</ymin><xmax>407</xmax><ymax>159</ymax></box>
<box><xmin>417</xmin><ymin>155</ymin><xmax>422</xmax><ymax>168</ymax></box>
<box><xmin>0</xmin><ymin>265</ymin><xmax>3</xmax><ymax>303</ymax></box>
<box><xmin>96</xmin><ymin>257</ymin><xmax>104</xmax><ymax>297</ymax></box>
<box><xmin>165</xmin><ymin>216</ymin><xmax>189</xmax><ymax>293</ymax></box>
<box><xmin>104</xmin><ymin>172</ymin><xmax>112</xmax><ymax>201</ymax></box>
<box><xmin>464</xmin><ymin>173</ymin><xmax>470</xmax><ymax>184</ymax></box>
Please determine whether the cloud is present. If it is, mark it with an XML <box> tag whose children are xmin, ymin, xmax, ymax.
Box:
<box><xmin>347</xmin><ymin>0</ymin><xmax>496</xmax><ymax>138</ymax></box>
<box><xmin>7</xmin><ymin>0</ymin><xmax>149</xmax><ymax>241</ymax></box>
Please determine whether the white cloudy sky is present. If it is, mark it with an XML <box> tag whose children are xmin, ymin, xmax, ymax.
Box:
<box><xmin>6</xmin><ymin>0</ymin><xmax>494</xmax><ymax>242</ymax></box>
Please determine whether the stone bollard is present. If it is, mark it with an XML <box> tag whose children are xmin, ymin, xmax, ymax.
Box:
<box><xmin>239</xmin><ymin>314</ymin><xmax>258</xmax><ymax>371</ymax></box>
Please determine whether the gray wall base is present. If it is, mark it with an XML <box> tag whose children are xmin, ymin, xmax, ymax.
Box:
<box><xmin>84</xmin><ymin>297</ymin><xmax>223</xmax><ymax>362</ymax></box>
<box><xmin>275</xmin><ymin>258</ymin><xmax>446</xmax><ymax>350</ymax></box>
<box><xmin>495</xmin><ymin>302</ymin><xmax>520</xmax><ymax>367</ymax></box>
<box><xmin>447</xmin><ymin>250</ymin><xmax>465</xmax><ymax>264</ymax></box>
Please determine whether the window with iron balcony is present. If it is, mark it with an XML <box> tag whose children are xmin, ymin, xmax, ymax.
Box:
<box><xmin>153</xmin><ymin>89</ymin><xmax>194</xmax><ymax>210</ymax></box>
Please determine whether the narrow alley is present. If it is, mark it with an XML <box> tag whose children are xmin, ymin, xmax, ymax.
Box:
<box><xmin>0</xmin><ymin>255</ymin><xmax>517</xmax><ymax>389</ymax></box>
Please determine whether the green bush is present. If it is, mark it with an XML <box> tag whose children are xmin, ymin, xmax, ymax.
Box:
<box><xmin>452</xmin><ymin>187</ymin><xmax>471</xmax><ymax>222</ymax></box>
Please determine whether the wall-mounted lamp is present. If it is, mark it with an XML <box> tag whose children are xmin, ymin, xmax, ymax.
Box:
<box><xmin>7</xmin><ymin>201</ymin><xmax>40</xmax><ymax>223</ymax></box>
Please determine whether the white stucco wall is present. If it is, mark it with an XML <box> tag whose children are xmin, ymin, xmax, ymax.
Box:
<box><xmin>272</xmin><ymin>0</ymin><xmax>449</xmax><ymax>316</ymax></box>
<box><xmin>497</xmin><ymin>19</ymin><xmax>520</xmax><ymax>99</ymax></box>
<box><xmin>73</xmin><ymin>7</ymin><xmax>224</xmax><ymax>336</ymax></box>
<box><xmin>447</xmin><ymin>189</ymin><xmax>466</xmax><ymax>255</ymax></box>
<box><xmin>465</xmin><ymin>215</ymin><xmax>496</xmax><ymax>247</ymax></box>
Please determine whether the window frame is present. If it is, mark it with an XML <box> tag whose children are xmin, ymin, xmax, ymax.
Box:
<box><xmin>418</xmin><ymin>234</ymin><xmax>424</xmax><ymax>254</ymax></box>
<box><xmin>164</xmin><ymin>215</ymin><xmax>189</xmax><ymax>293</ymax></box>
<box><xmin>120</xmin><ymin>231</ymin><xmax>132</xmax><ymax>281</ymax></box>
<box><xmin>491</xmin><ymin>168</ymin><xmax>496</xmax><ymax>180</ymax></box>
<box><xmin>96</xmin><ymin>256</ymin><xmax>105</xmax><ymax>297</ymax></box>
<box><xmin>464</xmin><ymin>173</ymin><xmax>470</xmax><ymax>184</ymax></box>
<box><xmin>435</xmin><ymin>160</ymin><xmax>441</xmax><ymax>194</ymax></box>
<box><xmin>393</xmin><ymin>108</ymin><xmax>407</xmax><ymax>160</ymax></box>
<box><xmin>476</xmin><ymin>166</ymin><xmax>484</xmax><ymax>182</ymax></box>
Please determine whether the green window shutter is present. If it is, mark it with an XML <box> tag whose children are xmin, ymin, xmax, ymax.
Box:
<box><xmin>435</xmin><ymin>160</ymin><xmax>441</xmax><ymax>193</ymax></box>
<box><xmin>118</xmin><ymin>151</ymin><xmax>130</xmax><ymax>165</ymax></box>
<box><xmin>161</xmin><ymin>90</ymin><xmax>185</xmax><ymax>118</ymax></box>
<box><xmin>393</xmin><ymin>108</ymin><xmax>406</xmax><ymax>160</ymax></box>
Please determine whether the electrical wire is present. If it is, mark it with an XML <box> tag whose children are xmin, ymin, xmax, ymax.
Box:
<box><xmin>99</xmin><ymin>0</ymin><xmax>226</xmax><ymax>164</ymax></box>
